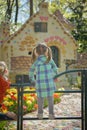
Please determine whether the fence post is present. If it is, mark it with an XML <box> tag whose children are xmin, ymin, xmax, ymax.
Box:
<box><xmin>85</xmin><ymin>70</ymin><xmax>87</xmax><ymax>130</ymax></box>
<box><xmin>17</xmin><ymin>85</ymin><xmax>22</xmax><ymax>130</ymax></box>
<box><xmin>82</xmin><ymin>70</ymin><xmax>87</xmax><ymax>130</ymax></box>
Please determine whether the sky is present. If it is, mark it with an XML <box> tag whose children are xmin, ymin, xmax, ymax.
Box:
<box><xmin>12</xmin><ymin>0</ymin><xmax>54</xmax><ymax>24</ymax></box>
<box><xmin>12</xmin><ymin>0</ymin><xmax>30</xmax><ymax>24</ymax></box>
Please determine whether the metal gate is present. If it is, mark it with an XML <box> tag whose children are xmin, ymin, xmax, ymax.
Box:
<box><xmin>11</xmin><ymin>69</ymin><xmax>87</xmax><ymax>130</ymax></box>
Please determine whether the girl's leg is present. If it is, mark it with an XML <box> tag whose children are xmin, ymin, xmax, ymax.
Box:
<box><xmin>47</xmin><ymin>96</ymin><xmax>54</xmax><ymax>119</ymax></box>
<box><xmin>37</xmin><ymin>97</ymin><xmax>44</xmax><ymax>119</ymax></box>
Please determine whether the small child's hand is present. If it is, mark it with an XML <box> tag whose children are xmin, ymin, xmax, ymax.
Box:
<box><xmin>29</xmin><ymin>79</ymin><xmax>36</xmax><ymax>87</ymax></box>
<box><xmin>31</xmin><ymin>81</ymin><xmax>36</xmax><ymax>86</ymax></box>
<box><xmin>54</xmin><ymin>78</ymin><xmax>58</xmax><ymax>82</ymax></box>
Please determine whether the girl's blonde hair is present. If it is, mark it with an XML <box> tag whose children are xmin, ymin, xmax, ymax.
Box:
<box><xmin>0</xmin><ymin>61</ymin><xmax>8</xmax><ymax>78</ymax></box>
<box><xmin>31</xmin><ymin>43</ymin><xmax>52</xmax><ymax>63</ymax></box>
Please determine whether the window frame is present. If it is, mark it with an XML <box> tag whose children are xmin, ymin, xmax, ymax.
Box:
<box><xmin>34</xmin><ymin>22</ymin><xmax>47</xmax><ymax>32</ymax></box>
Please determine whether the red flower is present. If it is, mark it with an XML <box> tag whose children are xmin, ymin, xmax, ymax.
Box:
<box><xmin>53</xmin><ymin>93</ymin><xmax>59</xmax><ymax>99</ymax></box>
<box><xmin>1</xmin><ymin>104</ymin><xmax>7</xmax><ymax>110</ymax></box>
<box><xmin>11</xmin><ymin>95</ymin><xmax>16</xmax><ymax>100</ymax></box>
<box><xmin>34</xmin><ymin>104</ymin><xmax>38</xmax><ymax>109</ymax></box>
<box><xmin>23</xmin><ymin>96</ymin><xmax>27</xmax><ymax>100</ymax></box>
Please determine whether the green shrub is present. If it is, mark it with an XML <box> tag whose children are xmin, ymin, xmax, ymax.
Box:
<box><xmin>0</xmin><ymin>121</ymin><xmax>8</xmax><ymax>130</ymax></box>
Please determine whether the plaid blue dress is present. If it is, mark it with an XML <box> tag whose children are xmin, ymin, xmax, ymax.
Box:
<box><xmin>29</xmin><ymin>55</ymin><xmax>58</xmax><ymax>97</ymax></box>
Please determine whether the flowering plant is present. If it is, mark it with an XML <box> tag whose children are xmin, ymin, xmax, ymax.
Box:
<box><xmin>0</xmin><ymin>87</ymin><xmax>61</xmax><ymax>115</ymax></box>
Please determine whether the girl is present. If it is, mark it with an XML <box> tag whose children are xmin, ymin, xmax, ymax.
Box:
<box><xmin>0</xmin><ymin>61</ymin><xmax>10</xmax><ymax>104</ymax></box>
<box><xmin>0</xmin><ymin>61</ymin><xmax>17</xmax><ymax>120</ymax></box>
<box><xmin>29</xmin><ymin>43</ymin><xmax>58</xmax><ymax>119</ymax></box>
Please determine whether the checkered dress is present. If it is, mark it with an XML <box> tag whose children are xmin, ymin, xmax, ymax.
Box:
<box><xmin>29</xmin><ymin>55</ymin><xmax>58</xmax><ymax>97</ymax></box>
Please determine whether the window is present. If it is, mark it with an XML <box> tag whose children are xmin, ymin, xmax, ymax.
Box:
<box><xmin>16</xmin><ymin>75</ymin><xmax>29</xmax><ymax>83</ymax></box>
<box><xmin>34</xmin><ymin>22</ymin><xmax>47</xmax><ymax>32</ymax></box>
<box><xmin>50</xmin><ymin>46</ymin><xmax>60</xmax><ymax>67</ymax></box>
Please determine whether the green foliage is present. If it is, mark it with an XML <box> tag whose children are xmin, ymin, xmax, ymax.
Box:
<box><xmin>78</xmin><ymin>41</ymin><xmax>87</xmax><ymax>53</ymax></box>
<box><xmin>0</xmin><ymin>121</ymin><xmax>8</xmax><ymax>130</ymax></box>
<box><xmin>49</xmin><ymin>2</ymin><xmax>59</xmax><ymax>14</ymax></box>
<box><xmin>66</xmin><ymin>0</ymin><xmax>87</xmax><ymax>53</ymax></box>
<box><xmin>0</xmin><ymin>1</ymin><xmax>7</xmax><ymax>22</ymax></box>
<box><xmin>76</xmin><ymin>75</ymin><xmax>81</xmax><ymax>88</ymax></box>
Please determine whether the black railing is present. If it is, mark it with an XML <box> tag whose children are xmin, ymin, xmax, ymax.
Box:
<box><xmin>1</xmin><ymin>69</ymin><xmax>87</xmax><ymax>130</ymax></box>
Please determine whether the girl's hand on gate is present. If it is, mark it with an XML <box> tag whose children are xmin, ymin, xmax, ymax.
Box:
<box><xmin>54</xmin><ymin>78</ymin><xmax>58</xmax><ymax>82</ymax></box>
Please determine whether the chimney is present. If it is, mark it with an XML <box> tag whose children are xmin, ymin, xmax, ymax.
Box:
<box><xmin>39</xmin><ymin>2</ymin><xmax>49</xmax><ymax>12</ymax></box>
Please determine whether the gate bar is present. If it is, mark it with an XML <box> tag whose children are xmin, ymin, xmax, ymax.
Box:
<box><xmin>23</xmin><ymin>117</ymin><xmax>82</xmax><ymax>120</ymax></box>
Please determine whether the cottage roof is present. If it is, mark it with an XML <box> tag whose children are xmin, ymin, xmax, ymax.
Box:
<box><xmin>54</xmin><ymin>10</ymin><xmax>75</xmax><ymax>30</ymax></box>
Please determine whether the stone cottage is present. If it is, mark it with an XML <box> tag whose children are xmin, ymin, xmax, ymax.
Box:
<box><xmin>0</xmin><ymin>2</ymin><xmax>77</xmax><ymax>83</ymax></box>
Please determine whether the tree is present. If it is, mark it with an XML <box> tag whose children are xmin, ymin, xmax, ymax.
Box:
<box><xmin>5</xmin><ymin>0</ymin><xmax>19</xmax><ymax>24</ymax></box>
<box><xmin>63</xmin><ymin>0</ymin><xmax>87</xmax><ymax>53</ymax></box>
<box><xmin>30</xmin><ymin>0</ymin><xmax>33</xmax><ymax>16</ymax></box>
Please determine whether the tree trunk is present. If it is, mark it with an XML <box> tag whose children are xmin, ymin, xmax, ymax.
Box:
<box><xmin>30</xmin><ymin>0</ymin><xmax>33</xmax><ymax>16</ymax></box>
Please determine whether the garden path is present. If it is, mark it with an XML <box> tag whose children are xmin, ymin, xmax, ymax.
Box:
<box><xmin>9</xmin><ymin>93</ymin><xmax>81</xmax><ymax>130</ymax></box>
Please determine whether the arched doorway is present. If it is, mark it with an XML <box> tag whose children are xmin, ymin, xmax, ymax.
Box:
<box><xmin>50</xmin><ymin>46</ymin><xmax>59</xmax><ymax>67</ymax></box>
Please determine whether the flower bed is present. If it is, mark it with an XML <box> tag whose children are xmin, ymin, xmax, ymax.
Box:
<box><xmin>0</xmin><ymin>87</ymin><xmax>61</xmax><ymax>115</ymax></box>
